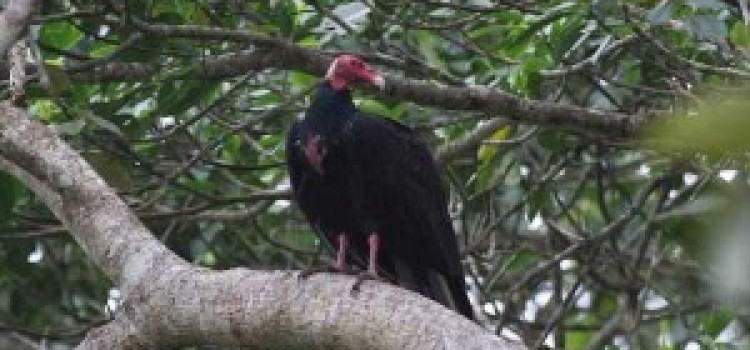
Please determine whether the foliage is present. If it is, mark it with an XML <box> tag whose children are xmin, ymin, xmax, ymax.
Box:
<box><xmin>2</xmin><ymin>0</ymin><xmax>750</xmax><ymax>348</ymax></box>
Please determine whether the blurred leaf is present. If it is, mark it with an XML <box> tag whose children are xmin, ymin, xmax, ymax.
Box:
<box><xmin>53</xmin><ymin>118</ymin><xmax>86</xmax><ymax>135</ymax></box>
<box><xmin>566</xmin><ymin>330</ymin><xmax>592</xmax><ymax>349</ymax></box>
<box><xmin>648</xmin><ymin>1</ymin><xmax>674</xmax><ymax>25</ymax></box>
<box><xmin>472</xmin><ymin>148</ymin><xmax>516</xmax><ymax>194</ymax></box>
<box><xmin>729</xmin><ymin>22</ymin><xmax>750</xmax><ymax>48</ymax></box>
<box><xmin>84</xmin><ymin>151</ymin><xmax>133</xmax><ymax>191</ymax></box>
<box><xmin>83</xmin><ymin>110</ymin><xmax>125</xmax><ymax>137</ymax></box>
<box><xmin>289</xmin><ymin>71</ymin><xmax>316</xmax><ymax>89</ymax></box>
<box><xmin>41</xmin><ymin>64</ymin><xmax>71</xmax><ymax>95</ymax></box>
<box><xmin>511</xmin><ymin>1</ymin><xmax>576</xmax><ymax>48</ymax></box>
<box><xmin>687</xmin><ymin>0</ymin><xmax>728</xmax><ymax>10</ymax></box>
<box><xmin>0</xmin><ymin>173</ymin><xmax>22</xmax><ymax>221</ymax></box>
<box><xmin>29</xmin><ymin>99</ymin><xmax>62</xmax><ymax>121</ymax></box>
<box><xmin>657</xmin><ymin>195</ymin><xmax>726</xmax><ymax>220</ymax></box>
<box><xmin>646</xmin><ymin>97</ymin><xmax>750</xmax><ymax>157</ymax></box>
<box><xmin>686</xmin><ymin>15</ymin><xmax>728</xmax><ymax>42</ymax></box>
<box><xmin>357</xmin><ymin>99</ymin><xmax>405</xmax><ymax>119</ymax></box>
<box><xmin>701</xmin><ymin>309</ymin><xmax>733</xmax><ymax>337</ymax></box>
<box><xmin>412</xmin><ymin>30</ymin><xmax>446</xmax><ymax>71</ymax></box>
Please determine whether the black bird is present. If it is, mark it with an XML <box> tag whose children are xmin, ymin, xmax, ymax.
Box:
<box><xmin>286</xmin><ymin>55</ymin><xmax>473</xmax><ymax>320</ymax></box>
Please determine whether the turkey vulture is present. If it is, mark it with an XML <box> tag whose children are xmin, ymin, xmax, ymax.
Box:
<box><xmin>286</xmin><ymin>55</ymin><xmax>473</xmax><ymax>320</ymax></box>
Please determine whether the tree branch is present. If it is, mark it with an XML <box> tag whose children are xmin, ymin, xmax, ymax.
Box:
<box><xmin>65</xmin><ymin>21</ymin><xmax>649</xmax><ymax>139</ymax></box>
<box><xmin>77</xmin><ymin>270</ymin><xmax>515</xmax><ymax>349</ymax></box>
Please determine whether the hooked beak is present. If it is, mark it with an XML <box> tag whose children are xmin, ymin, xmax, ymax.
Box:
<box><xmin>359</xmin><ymin>64</ymin><xmax>385</xmax><ymax>90</ymax></box>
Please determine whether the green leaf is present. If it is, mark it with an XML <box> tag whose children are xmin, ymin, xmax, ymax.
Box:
<box><xmin>412</xmin><ymin>30</ymin><xmax>446</xmax><ymax>71</ymax></box>
<box><xmin>566</xmin><ymin>330</ymin><xmax>592</xmax><ymax>350</ymax></box>
<box><xmin>0</xmin><ymin>173</ymin><xmax>22</xmax><ymax>221</ymax></box>
<box><xmin>547</xmin><ymin>14</ymin><xmax>586</xmax><ymax>58</ymax></box>
<box><xmin>511</xmin><ymin>1</ymin><xmax>576</xmax><ymax>48</ymax></box>
<box><xmin>477</xmin><ymin>126</ymin><xmax>512</xmax><ymax>163</ymax></box>
<box><xmin>472</xmin><ymin>150</ymin><xmax>517</xmax><ymax>194</ymax></box>
<box><xmin>509</xmin><ymin>56</ymin><xmax>550</xmax><ymax>95</ymax></box>
<box><xmin>41</xmin><ymin>64</ymin><xmax>71</xmax><ymax>95</ymax></box>
<box><xmin>646</xmin><ymin>97</ymin><xmax>750</xmax><ymax>157</ymax></box>
<box><xmin>29</xmin><ymin>99</ymin><xmax>62</xmax><ymax>121</ymax></box>
<box><xmin>40</xmin><ymin>22</ymin><xmax>83</xmax><ymax>50</ymax></box>
<box><xmin>289</xmin><ymin>71</ymin><xmax>316</xmax><ymax>89</ymax></box>
<box><xmin>729</xmin><ymin>22</ymin><xmax>750</xmax><ymax>48</ymax></box>
<box><xmin>700</xmin><ymin>309</ymin><xmax>732</xmax><ymax>337</ymax></box>
<box><xmin>622</xmin><ymin>60</ymin><xmax>642</xmax><ymax>85</ymax></box>
<box><xmin>84</xmin><ymin>151</ymin><xmax>133</xmax><ymax>191</ymax></box>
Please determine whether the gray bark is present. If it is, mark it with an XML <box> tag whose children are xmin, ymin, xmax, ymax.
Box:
<box><xmin>0</xmin><ymin>0</ymin><xmax>38</xmax><ymax>56</ymax></box>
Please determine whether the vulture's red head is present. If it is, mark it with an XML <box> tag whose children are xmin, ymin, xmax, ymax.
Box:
<box><xmin>325</xmin><ymin>55</ymin><xmax>385</xmax><ymax>91</ymax></box>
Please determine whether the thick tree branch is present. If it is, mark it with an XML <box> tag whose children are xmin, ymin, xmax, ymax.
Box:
<box><xmin>0</xmin><ymin>101</ymin><xmax>182</xmax><ymax>285</ymax></box>
<box><xmin>77</xmin><ymin>270</ymin><xmax>515</xmax><ymax>349</ymax></box>
<box><xmin>67</xmin><ymin>22</ymin><xmax>649</xmax><ymax>139</ymax></box>
<box><xmin>0</xmin><ymin>103</ymin><xmax>522</xmax><ymax>349</ymax></box>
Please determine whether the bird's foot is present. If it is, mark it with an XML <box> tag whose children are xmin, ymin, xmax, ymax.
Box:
<box><xmin>351</xmin><ymin>270</ymin><xmax>384</xmax><ymax>295</ymax></box>
<box><xmin>298</xmin><ymin>260</ymin><xmax>353</xmax><ymax>280</ymax></box>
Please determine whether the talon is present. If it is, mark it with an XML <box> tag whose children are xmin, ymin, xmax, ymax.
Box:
<box><xmin>351</xmin><ymin>270</ymin><xmax>383</xmax><ymax>295</ymax></box>
<box><xmin>351</xmin><ymin>232</ymin><xmax>385</xmax><ymax>295</ymax></box>
<box><xmin>298</xmin><ymin>260</ymin><xmax>351</xmax><ymax>280</ymax></box>
<box><xmin>298</xmin><ymin>268</ymin><xmax>317</xmax><ymax>280</ymax></box>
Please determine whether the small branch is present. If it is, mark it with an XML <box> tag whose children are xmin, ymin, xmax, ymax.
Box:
<box><xmin>435</xmin><ymin>118</ymin><xmax>509</xmax><ymax>166</ymax></box>
<box><xmin>540</xmin><ymin>35</ymin><xmax>636</xmax><ymax>77</ymax></box>
<box><xmin>625</xmin><ymin>6</ymin><xmax>750</xmax><ymax>79</ymax></box>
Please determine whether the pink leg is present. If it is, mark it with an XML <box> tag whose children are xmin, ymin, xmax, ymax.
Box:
<box><xmin>335</xmin><ymin>234</ymin><xmax>347</xmax><ymax>272</ymax></box>
<box><xmin>367</xmin><ymin>233</ymin><xmax>380</xmax><ymax>276</ymax></box>
<box><xmin>299</xmin><ymin>233</ymin><xmax>350</xmax><ymax>280</ymax></box>
<box><xmin>352</xmin><ymin>232</ymin><xmax>382</xmax><ymax>293</ymax></box>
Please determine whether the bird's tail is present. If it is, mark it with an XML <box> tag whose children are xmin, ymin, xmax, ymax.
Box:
<box><xmin>429</xmin><ymin>271</ymin><xmax>475</xmax><ymax>321</ymax></box>
<box><xmin>394</xmin><ymin>259</ymin><xmax>474</xmax><ymax>320</ymax></box>
<box><xmin>446</xmin><ymin>274</ymin><xmax>474</xmax><ymax>320</ymax></box>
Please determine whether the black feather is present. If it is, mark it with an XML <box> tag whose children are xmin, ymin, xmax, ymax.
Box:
<box><xmin>287</xmin><ymin>82</ymin><xmax>473</xmax><ymax>320</ymax></box>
